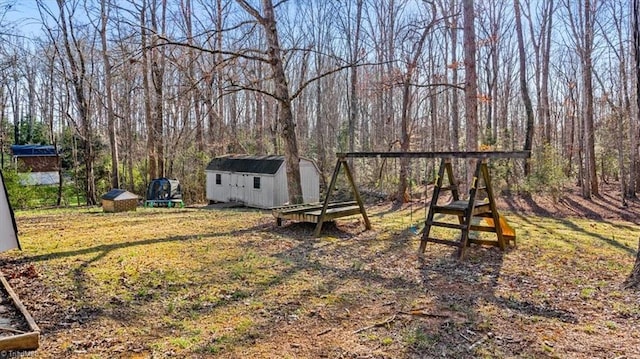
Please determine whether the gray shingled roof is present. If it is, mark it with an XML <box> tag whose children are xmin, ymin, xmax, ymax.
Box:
<box><xmin>101</xmin><ymin>189</ymin><xmax>139</xmax><ymax>201</ymax></box>
<box><xmin>205</xmin><ymin>155</ymin><xmax>285</xmax><ymax>175</ymax></box>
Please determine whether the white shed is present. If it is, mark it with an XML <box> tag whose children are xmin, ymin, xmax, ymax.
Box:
<box><xmin>205</xmin><ymin>155</ymin><xmax>320</xmax><ymax>209</ymax></box>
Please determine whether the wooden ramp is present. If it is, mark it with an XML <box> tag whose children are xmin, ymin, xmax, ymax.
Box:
<box><xmin>272</xmin><ymin>201</ymin><xmax>361</xmax><ymax>226</ymax></box>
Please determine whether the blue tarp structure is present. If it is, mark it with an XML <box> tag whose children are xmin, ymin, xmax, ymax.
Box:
<box><xmin>10</xmin><ymin>145</ymin><xmax>58</xmax><ymax>157</ymax></box>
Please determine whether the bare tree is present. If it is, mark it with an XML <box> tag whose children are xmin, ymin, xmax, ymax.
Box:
<box><xmin>236</xmin><ymin>0</ymin><xmax>304</xmax><ymax>204</ymax></box>
<box><xmin>100</xmin><ymin>0</ymin><xmax>119</xmax><ymax>189</ymax></box>
<box><xmin>347</xmin><ymin>0</ymin><xmax>363</xmax><ymax>173</ymax></box>
<box><xmin>447</xmin><ymin>0</ymin><xmax>460</xmax><ymax>152</ymax></box>
<box><xmin>564</xmin><ymin>0</ymin><xmax>598</xmax><ymax>198</ymax></box>
<box><xmin>523</xmin><ymin>0</ymin><xmax>555</xmax><ymax>145</ymax></box>
<box><xmin>397</xmin><ymin>2</ymin><xmax>440</xmax><ymax>202</ymax></box>
<box><xmin>630</xmin><ymin>0</ymin><xmax>639</xmax><ymax>198</ymax></box>
<box><xmin>514</xmin><ymin>0</ymin><xmax>534</xmax><ymax>175</ymax></box>
<box><xmin>463</xmin><ymin>0</ymin><xmax>478</xmax><ymax>186</ymax></box>
<box><xmin>626</xmin><ymin>0</ymin><xmax>640</xmax><ymax>290</ymax></box>
<box><xmin>40</xmin><ymin>0</ymin><xmax>98</xmax><ymax>205</ymax></box>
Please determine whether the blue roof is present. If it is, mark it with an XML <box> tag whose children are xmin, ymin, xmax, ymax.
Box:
<box><xmin>10</xmin><ymin>145</ymin><xmax>58</xmax><ymax>157</ymax></box>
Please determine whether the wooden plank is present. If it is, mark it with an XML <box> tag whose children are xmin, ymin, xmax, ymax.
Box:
<box><xmin>0</xmin><ymin>275</ymin><xmax>39</xmax><ymax>333</ymax></box>
<box><xmin>482</xmin><ymin>215</ymin><xmax>516</xmax><ymax>239</ymax></box>
<box><xmin>271</xmin><ymin>202</ymin><xmax>322</xmax><ymax>212</ymax></box>
<box><xmin>280</xmin><ymin>212</ymin><xmax>321</xmax><ymax>224</ymax></box>
<box><xmin>0</xmin><ymin>332</ymin><xmax>39</xmax><ymax>351</ymax></box>
<box><xmin>423</xmin><ymin>237</ymin><xmax>462</xmax><ymax>247</ymax></box>
<box><xmin>430</xmin><ymin>221</ymin><xmax>466</xmax><ymax>230</ymax></box>
<box><xmin>275</xmin><ymin>204</ymin><xmax>362</xmax><ymax>224</ymax></box>
<box><xmin>336</xmin><ymin>151</ymin><xmax>531</xmax><ymax>159</ymax></box>
<box><xmin>273</xmin><ymin>201</ymin><xmax>356</xmax><ymax>216</ymax></box>
<box><xmin>305</xmin><ymin>205</ymin><xmax>362</xmax><ymax>217</ymax></box>
<box><xmin>0</xmin><ymin>272</ymin><xmax>39</xmax><ymax>351</ymax></box>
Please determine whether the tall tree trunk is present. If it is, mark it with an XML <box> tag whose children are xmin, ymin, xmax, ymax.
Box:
<box><xmin>348</xmin><ymin>0</ymin><xmax>363</xmax><ymax>177</ymax></box>
<box><xmin>101</xmin><ymin>0</ymin><xmax>119</xmax><ymax>189</ymax></box>
<box><xmin>540</xmin><ymin>0</ymin><xmax>554</xmax><ymax>144</ymax></box>
<box><xmin>583</xmin><ymin>0</ymin><xmax>598</xmax><ymax>197</ymax></box>
<box><xmin>632</xmin><ymin>0</ymin><xmax>640</xmax><ymax>197</ymax></box>
<box><xmin>514</xmin><ymin>0</ymin><xmax>535</xmax><ymax>175</ymax></box>
<box><xmin>237</xmin><ymin>0</ymin><xmax>304</xmax><ymax>204</ymax></box>
<box><xmin>150</xmin><ymin>0</ymin><xmax>167</xmax><ymax>177</ymax></box>
<box><xmin>397</xmin><ymin>5</ymin><xmax>435</xmax><ymax>202</ymax></box>
<box><xmin>450</xmin><ymin>3</ymin><xmax>460</xmax><ymax>152</ymax></box>
<box><xmin>215</xmin><ymin>0</ymin><xmax>225</xmax><ymax>154</ymax></box>
<box><xmin>56</xmin><ymin>0</ymin><xmax>96</xmax><ymax>205</ymax></box>
<box><xmin>463</xmin><ymin>0</ymin><xmax>479</xmax><ymax>186</ymax></box>
<box><xmin>0</xmin><ymin>87</ymin><xmax>4</xmax><ymax>168</ymax></box>
<box><xmin>183</xmin><ymin>0</ymin><xmax>204</xmax><ymax>153</ymax></box>
<box><xmin>140</xmin><ymin>0</ymin><xmax>157</xmax><ymax>181</ymax></box>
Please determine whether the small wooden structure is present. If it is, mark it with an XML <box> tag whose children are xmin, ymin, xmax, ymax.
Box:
<box><xmin>206</xmin><ymin>155</ymin><xmax>320</xmax><ymax>209</ymax></box>
<box><xmin>312</xmin><ymin>151</ymin><xmax>529</xmax><ymax>258</ymax></box>
<box><xmin>101</xmin><ymin>189</ymin><xmax>139</xmax><ymax>213</ymax></box>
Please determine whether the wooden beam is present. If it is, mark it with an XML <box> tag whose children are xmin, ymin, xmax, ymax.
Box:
<box><xmin>341</xmin><ymin>159</ymin><xmax>371</xmax><ymax>231</ymax></box>
<box><xmin>336</xmin><ymin>151</ymin><xmax>531</xmax><ymax>159</ymax></box>
<box><xmin>314</xmin><ymin>159</ymin><xmax>343</xmax><ymax>237</ymax></box>
<box><xmin>0</xmin><ymin>272</ymin><xmax>40</xmax><ymax>351</ymax></box>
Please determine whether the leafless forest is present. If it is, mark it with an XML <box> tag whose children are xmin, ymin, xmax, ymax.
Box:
<box><xmin>0</xmin><ymin>0</ymin><xmax>638</xmax><ymax>206</ymax></box>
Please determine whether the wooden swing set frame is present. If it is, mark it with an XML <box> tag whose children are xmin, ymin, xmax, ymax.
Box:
<box><xmin>272</xmin><ymin>151</ymin><xmax>530</xmax><ymax>257</ymax></box>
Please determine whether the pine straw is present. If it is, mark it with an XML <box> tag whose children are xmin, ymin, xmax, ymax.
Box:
<box><xmin>1</xmin><ymin>202</ymin><xmax>639</xmax><ymax>358</ymax></box>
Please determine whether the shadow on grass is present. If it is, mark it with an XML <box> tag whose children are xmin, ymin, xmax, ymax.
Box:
<box><xmin>508</xmin><ymin>208</ymin><xmax>636</xmax><ymax>256</ymax></box>
<box><xmin>415</xmin><ymin>244</ymin><xmax>577</xmax><ymax>357</ymax></box>
<box><xmin>3</xmin><ymin>222</ymin><xmax>278</xmax><ymax>339</ymax></box>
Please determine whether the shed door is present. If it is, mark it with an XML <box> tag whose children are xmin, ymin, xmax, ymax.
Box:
<box><xmin>230</xmin><ymin>173</ymin><xmax>245</xmax><ymax>203</ymax></box>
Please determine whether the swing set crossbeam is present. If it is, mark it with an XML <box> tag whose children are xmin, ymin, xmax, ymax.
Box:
<box><xmin>336</xmin><ymin>151</ymin><xmax>531</xmax><ymax>159</ymax></box>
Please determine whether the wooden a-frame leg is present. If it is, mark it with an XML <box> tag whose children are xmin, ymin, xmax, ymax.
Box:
<box><xmin>419</xmin><ymin>159</ymin><xmax>447</xmax><ymax>254</ymax></box>
<box><xmin>342</xmin><ymin>158</ymin><xmax>371</xmax><ymax>231</ymax></box>
<box><xmin>457</xmin><ymin>160</ymin><xmax>483</xmax><ymax>259</ymax></box>
<box><xmin>314</xmin><ymin>159</ymin><xmax>342</xmax><ymax>237</ymax></box>
<box><xmin>481</xmin><ymin>161</ymin><xmax>506</xmax><ymax>250</ymax></box>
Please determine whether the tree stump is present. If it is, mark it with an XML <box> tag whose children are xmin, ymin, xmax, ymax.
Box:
<box><xmin>624</xmin><ymin>238</ymin><xmax>640</xmax><ymax>289</ymax></box>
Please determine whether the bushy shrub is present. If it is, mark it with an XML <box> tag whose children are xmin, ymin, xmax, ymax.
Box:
<box><xmin>521</xmin><ymin>144</ymin><xmax>569</xmax><ymax>200</ymax></box>
<box><xmin>1</xmin><ymin>169</ymin><xmax>34</xmax><ymax>209</ymax></box>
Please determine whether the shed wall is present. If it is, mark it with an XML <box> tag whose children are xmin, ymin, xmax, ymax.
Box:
<box><xmin>300</xmin><ymin>159</ymin><xmax>320</xmax><ymax>203</ymax></box>
<box><xmin>206</xmin><ymin>171</ymin><xmax>231</xmax><ymax>203</ymax></box>
<box><xmin>273</xmin><ymin>166</ymin><xmax>289</xmax><ymax>207</ymax></box>
<box><xmin>102</xmin><ymin>198</ymin><xmax>137</xmax><ymax>213</ymax></box>
<box><xmin>206</xmin><ymin>158</ymin><xmax>320</xmax><ymax>208</ymax></box>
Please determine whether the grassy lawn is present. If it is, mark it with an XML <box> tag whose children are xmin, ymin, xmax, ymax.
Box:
<box><xmin>2</xmin><ymin>204</ymin><xmax>639</xmax><ymax>358</ymax></box>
